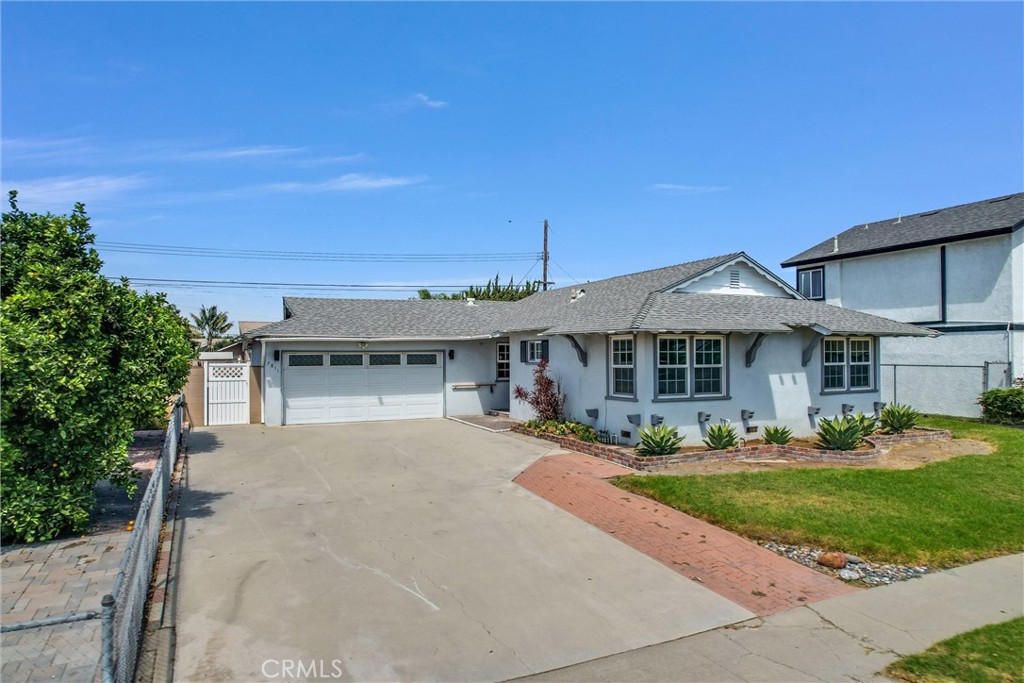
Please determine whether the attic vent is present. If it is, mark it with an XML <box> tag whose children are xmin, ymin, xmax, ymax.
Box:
<box><xmin>729</xmin><ymin>270</ymin><xmax>740</xmax><ymax>288</ymax></box>
<box><xmin>919</xmin><ymin>210</ymin><xmax>941</xmax><ymax>217</ymax></box>
<box><xmin>989</xmin><ymin>195</ymin><xmax>1013</xmax><ymax>203</ymax></box>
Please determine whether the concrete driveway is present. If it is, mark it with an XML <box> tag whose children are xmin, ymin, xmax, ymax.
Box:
<box><xmin>173</xmin><ymin>420</ymin><xmax>752</xmax><ymax>682</ymax></box>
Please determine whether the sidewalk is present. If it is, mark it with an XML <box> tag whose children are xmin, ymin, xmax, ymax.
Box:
<box><xmin>517</xmin><ymin>552</ymin><xmax>1024</xmax><ymax>682</ymax></box>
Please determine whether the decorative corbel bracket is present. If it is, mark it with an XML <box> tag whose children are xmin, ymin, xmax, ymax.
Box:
<box><xmin>562</xmin><ymin>334</ymin><xmax>587</xmax><ymax>367</ymax></box>
<box><xmin>802</xmin><ymin>332</ymin><xmax>824</xmax><ymax>367</ymax></box>
<box><xmin>745</xmin><ymin>332</ymin><xmax>767</xmax><ymax>367</ymax></box>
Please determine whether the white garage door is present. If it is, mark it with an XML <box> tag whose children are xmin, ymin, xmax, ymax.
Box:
<box><xmin>282</xmin><ymin>352</ymin><xmax>444</xmax><ymax>425</ymax></box>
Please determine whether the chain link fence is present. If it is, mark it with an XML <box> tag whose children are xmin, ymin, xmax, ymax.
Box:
<box><xmin>880</xmin><ymin>362</ymin><xmax>1012</xmax><ymax>418</ymax></box>
<box><xmin>101</xmin><ymin>397</ymin><xmax>184</xmax><ymax>683</ymax></box>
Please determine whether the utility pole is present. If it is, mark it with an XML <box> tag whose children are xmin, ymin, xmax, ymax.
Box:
<box><xmin>542</xmin><ymin>219</ymin><xmax>549</xmax><ymax>291</ymax></box>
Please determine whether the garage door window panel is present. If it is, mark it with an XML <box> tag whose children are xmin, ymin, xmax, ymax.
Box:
<box><xmin>407</xmin><ymin>353</ymin><xmax>438</xmax><ymax>365</ymax></box>
<box><xmin>330</xmin><ymin>354</ymin><xmax>363</xmax><ymax>366</ymax></box>
<box><xmin>289</xmin><ymin>354</ymin><xmax>324</xmax><ymax>366</ymax></box>
<box><xmin>369</xmin><ymin>354</ymin><xmax>401</xmax><ymax>366</ymax></box>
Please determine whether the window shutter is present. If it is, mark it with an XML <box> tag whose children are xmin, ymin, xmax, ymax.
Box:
<box><xmin>541</xmin><ymin>340</ymin><xmax>549</xmax><ymax>360</ymax></box>
<box><xmin>520</xmin><ymin>341</ymin><xmax>528</xmax><ymax>362</ymax></box>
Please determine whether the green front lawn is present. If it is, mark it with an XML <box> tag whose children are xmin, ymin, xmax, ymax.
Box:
<box><xmin>884</xmin><ymin>617</ymin><xmax>1023</xmax><ymax>683</ymax></box>
<box><xmin>615</xmin><ymin>417</ymin><xmax>1024</xmax><ymax>566</ymax></box>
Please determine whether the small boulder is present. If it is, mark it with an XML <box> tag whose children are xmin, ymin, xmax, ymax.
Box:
<box><xmin>817</xmin><ymin>552</ymin><xmax>847</xmax><ymax>569</ymax></box>
<box><xmin>838</xmin><ymin>568</ymin><xmax>861</xmax><ymax>581</ymax></box>
<box><xmin>845</xmin><ymin>554</ymin><xmax>865</xmax><ymax>565</ymax></box>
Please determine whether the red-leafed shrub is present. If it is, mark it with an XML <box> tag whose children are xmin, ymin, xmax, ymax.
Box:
<box><xmin>513</xmin><ymin>359</ymin><xmax>566</xmax><ymax>422</ymax></box>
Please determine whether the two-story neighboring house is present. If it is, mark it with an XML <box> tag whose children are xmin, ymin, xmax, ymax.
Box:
<box><xmin>782</xmin><ymin>193</ymin><xmax>1023</xmax><ymax>417</ymax></box>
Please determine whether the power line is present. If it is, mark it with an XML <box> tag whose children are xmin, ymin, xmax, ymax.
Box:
<box><xmin>95</xmin><ymin>241</ymin><xmax>542</xmax><ymax>263</ymax></box>
<box><xmin>552</xmin><ymin>259</ymin><xmax>580</xmax><ymax>285</ymax></box>
<box><xmin>515</xmin><ymin>259</ymin><xmax>543</xmax><ymax>287</ymax></box>
<box><xmin>109</xmin><ymin>276</ymin><xmax>477</xmax><ymax>292</ymax></box>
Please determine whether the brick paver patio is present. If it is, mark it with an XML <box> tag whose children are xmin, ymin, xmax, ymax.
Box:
<box><xmin>514</xmin><ymin>453</ymin><xmax>859</xmax><ymax>616</ymax></box>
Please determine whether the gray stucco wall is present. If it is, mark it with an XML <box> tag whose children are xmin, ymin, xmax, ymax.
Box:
<box><xmin>509</xmin><ymin>331</ymin><xmax>881</xmax><ymax>444</ymax></box>
<box><xmin>823</xmin><ymin>247</ymin><xmax>942</xmax><ymax>322</ymax></box>
<box><xmin>260</xmin><ymin>339</ymin><xmax>509</xmax><ymax>426</ymax></box>
<box><xmin>945</xmin><ymin>235</ymin><xmax>1015</xmax><ymax>323</ymax></box>
<box><xmin>821</xmin><ymin>234</ymin><xmax>1016</xmax><ymax>325</ymax></box>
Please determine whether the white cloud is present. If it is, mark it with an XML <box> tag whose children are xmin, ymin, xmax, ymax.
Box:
<box><xmin>2</xmin><ymin>137</ymin><xmax>100</xmax><ymax>165</ymax></box>
<box><xmin>291</xmin><ymin>153</ymin><xmax>368</xmax><ymax>166</ymax></box>
<box><xmin>411</xmin><ymin>93</ymin><xmax>449</xmax><ymax>109</ymax></box>
<box><xmin>2</xmin><ymin>175</ymin><xmax>148</xmax><ymax>205</ymax></box>
<box><xmin>650</xmin><ymin>183</ymin><xmax>729</xmax><ymax>194</ymax></box>
<box><xmin>171</xmin><ymin>145</ymin><xmax>306</xmax><ymax>161</ymax></box>
<box><xmin>265</xmin><ymin>173</ymin><xmax>426</xmax><ymax>193</ymax></box>
<box><xmin>378</xmin><ymin>93</ymin><xmax>450</xmax><ymax>115</ymax></box>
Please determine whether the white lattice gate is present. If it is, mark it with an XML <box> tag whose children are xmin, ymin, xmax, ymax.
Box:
<box><xmin>205</xmin><ymin>362</ymin><xmax>249</xmax><ymax>425</ymax></box>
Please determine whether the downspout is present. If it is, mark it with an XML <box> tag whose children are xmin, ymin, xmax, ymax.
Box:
<box><xmin>259</xmin><ymin>339</ymin><xmax>266</xmax><ymax>424</ymax></box>
<box><xmin>1009</xmin><ymin>322</ymin><xmax>1014</xmax><ymax>385</ymax></box>
<box><xmin>939</xmin><ymin>246</ymin><xmax>947</xmax><ymax>323</ymax></box>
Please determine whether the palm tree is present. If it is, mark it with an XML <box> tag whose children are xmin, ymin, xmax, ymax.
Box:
<box><xmin>190</xmin><ymin>305</ymin><xmax>232</xmax><ymax>350</ymax></box>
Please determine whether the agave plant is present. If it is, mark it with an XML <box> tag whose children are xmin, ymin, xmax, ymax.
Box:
<box><xmin>880</xmin><ymin>403</ymin><xmax>919</xmax><ymax>434</ymax></box>
<box><xmin>853</xmin><ymin>412</ymin><xmax>878</xmax><ymax>437</ymax></box>
<box><xmin>815</xmin><ymin>416</ymin><xmax>862</xmax><ymax>451</ymax></box>
<box><xmin>635</xmin><ymin>424</ymin><xmax>684</xmax><ymax>456</ymax></box>
<box><xmin>762</xmin><ymin>425</ymin><xmax>793</xmax><ymax>445</ymax></box>
<box><xmin>703</xmin><ymin>423</ymin><xmax>739</xmax><ymax>450</ymax></box>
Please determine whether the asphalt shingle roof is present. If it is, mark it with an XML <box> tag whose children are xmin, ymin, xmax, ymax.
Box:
<box><xmin>623</xmin><ymin>293</ymin><xmax>927</xmax><ymax>336</ymax></box>
<box><xmin>248</xmin><ymin>298</ymin><xmax>511</xmax><ymax>339</ymax></box>
<box><xmin>237</xmin><ymin>321</ymin><xmax>274</xmax><ymax>335</ymax></box>
<box><xmin>782</xmin><ymin>193</ymin><xmax>1024</xmax><ymax>267</ymax></box>
<box><xmin>245</xmin><ymin>252</ymin><xmax>932</xmax><ymax>341</ymax></box>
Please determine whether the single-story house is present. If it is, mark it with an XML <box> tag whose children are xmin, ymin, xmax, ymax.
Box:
<box><xmin>242</xmin><ymin>252</ymin><xmax>932</xmax><ymax>443</ymax></box>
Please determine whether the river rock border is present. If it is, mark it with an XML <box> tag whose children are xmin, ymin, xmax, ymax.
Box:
<box><xmin>510</xmin><ymin>424</ymin><xmax>952</xmax><ymax>471</ymax></box>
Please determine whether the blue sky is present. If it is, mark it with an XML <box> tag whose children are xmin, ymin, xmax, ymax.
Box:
<box><xmin>3</xmin><ymin>2</ymin><xmax>1022</xmax><ymax>329</ymax></box>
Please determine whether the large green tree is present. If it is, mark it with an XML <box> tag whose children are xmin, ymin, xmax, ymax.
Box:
<box><xmin>190</xmin><ymin>304</ymin><xmax>233</xmax><ymax>350</ymax></box>
<box><xmin>1</xmin><ymin>192</ymin><xmax>193</xmax><ymax>543</ymax></box>
<box><xmin>417</xmin><ymin>274</ymin><xmax>540</xmax><ymax>302</ymax></box>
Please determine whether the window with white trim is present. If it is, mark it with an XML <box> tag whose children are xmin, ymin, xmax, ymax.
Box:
<box><xmin>823</xmin><ymin>338</ymin><xmax>846</xmax><ymax>390</ymax></box>
<box><xmin>655</xmin><ymin>335</ymin><xmax>727</xmax><ymax>398</ymax></box>
<box><xmin>610</xmin><ymin>336</ymin><xmax>635</xmax><ymax>397</ymax></box>
<box><xmin>821</xmin><ymin>337</ymin><xmax>874</xmax><ymax>392</ymax></box>
<box><xmin>496</xmin><ymin>342</ymin><xmax>510</xmax><ymax>380</ymax></box>
<box><xmin>527</xmin><ymin>340</ymin><xmax>544</xmax><ymax>363</ymax></box>
<box><xmin>848</xmin><ymin>338</ymin><xmax>872</xmax><ymax>389</ymax></box>
<box><xmin>656</xmin><ymin>336</ymin><xmax>687</xmax><ymax>396</ymax></box>
<box><xmin>797</xmin><ymin>268</ymin><xmax>824</xmax><ymax>299</ymax></box>
<box><xmin>693</xmin><ymin>337</ymin><xmax>724</xmax><ymax>395</ymax></box>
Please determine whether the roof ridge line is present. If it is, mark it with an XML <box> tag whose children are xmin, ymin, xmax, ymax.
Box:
<box><xmin>629</xmin><ymin>292</ymin><xmax>659</xmax><ymax>329</ymax></box>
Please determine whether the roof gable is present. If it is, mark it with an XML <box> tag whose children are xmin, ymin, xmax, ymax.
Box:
<box><xmin>782</xmin><ymin>193</ymin><xmax>1024</xmax><ymax>267</ymax></box>
<box><xmin>667</xmin><ymin>253</ymin><xmax>800</xmax><ymax>299</ymax></box>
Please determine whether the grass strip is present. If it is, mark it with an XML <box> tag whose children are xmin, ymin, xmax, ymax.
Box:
<box><xmin>884</xmin><ymin>617</ymin><xmax>1023</xmax><ymax>683</ymax></box>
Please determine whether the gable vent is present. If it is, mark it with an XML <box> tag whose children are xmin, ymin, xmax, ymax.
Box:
<box><xmin>729</xmin><ymin>270</ymin><xmax>740</xmax><ymax>288</ymax></box>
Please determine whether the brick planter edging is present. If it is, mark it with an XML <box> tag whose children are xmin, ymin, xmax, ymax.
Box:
<box><xmin>511</xmin><ymin>424</ymin><xmax>952</xmax><ymax>472</ymax></box>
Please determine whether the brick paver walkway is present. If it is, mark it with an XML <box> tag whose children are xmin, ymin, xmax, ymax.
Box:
<box><xmin>1</xmin><ymin>430</ymin><xmax>166</xmax><ymax>683</ymax></box>
<box><xmin>515</xmin><ymin>453</ymin><xmax>859</xmax><ymax>616</ymax></box>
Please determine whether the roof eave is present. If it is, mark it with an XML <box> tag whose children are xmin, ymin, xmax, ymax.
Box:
<box><xmin>782</xmin><ymin>222</ymin><xmax>1023</xmax><ymax>268</ymax></box>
